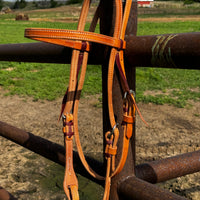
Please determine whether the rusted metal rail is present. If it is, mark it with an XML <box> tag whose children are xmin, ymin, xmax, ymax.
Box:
<box><xmin>0</xmin><ymin>121</ymin><xmax>104</xmax><ymax>185</ymax></box>
<box><xmin>1</xmin><ymin>120</ymin><xmax>200</xmax><ymax>187</ymax></box>
<box><xmin>0</xmin><ymin>32</ymin><xmax>199</xmax><ymax>69</ymax></box>
<box><xmin>126</xmin><ymin>32</ymin><xmax>200</xmax><ymax>69</ymax></box>
<box><xmin>135</xmin><ymin>150</ymin><xmax>200</xmax><ymax>184</ymax></box>
<box><xmin>118</xmin><ymin>176</ymin><xmax>187</xmax><ymax>200</ymax></box>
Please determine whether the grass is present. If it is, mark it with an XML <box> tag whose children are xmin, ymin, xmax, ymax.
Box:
<box><xmin>0</xmin><ymin>7</ymin><xmax>199</xmax><ymax>107</ymax></box>
<box><xmin>138</xmin><ymin>1</ymin><xmax>200</xmax><ymax>18</ymax></box>
<box><xmin>138</xmin><ymin>20</ymin><xmax>200</xmax><ymax>35</ymax></box>
<box><xmin>0</xmin><ymin>21</ymin><xmax>100</xmax><ymax>101</ymax></box>
<box><xmin>136</xmin><ymin>21</ymin><xmax>200</xmax><ymax>107</ymax></box>
<box><xmin>136</xmin><ymin>68</ymin><xmax>200</xmax><ymax>107</ymax></box>
<box><xmin>38</xmin><ymin>163</ymin><xmax>103</xmax><ymax>199</ymax></box>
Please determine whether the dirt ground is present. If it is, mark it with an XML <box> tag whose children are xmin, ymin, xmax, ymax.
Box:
<box><xmin>138</xmin><ymin>16</ymin><xmax>200</xmax><ymax>22</ymax></box>
<box><xmin>0</xmin><ymin>90</ymin><xmax>199</xmax><ymax>199</ymax></box>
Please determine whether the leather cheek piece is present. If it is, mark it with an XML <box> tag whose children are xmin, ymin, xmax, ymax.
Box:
<box><xmin>70</xmin><ymin>186</ymin><xmax>79</xmax><ymax>200</ymax></box>
<box><xmin>123</xmin><ymin>115</ymin><xmax>134</xmax><ymax>124</ymax></box>
<box><xmin>123</xmin><ymin>115</ymin><xmax>134</xmax><ymax>139</ymax></box>
<box><xmin>105</xmin><ymin>146</ymin><xmax>117</xmax><ymax>156</ymax></box>
<box><xmin>126</xmin><ymin>124</ymin><xmax>133</xmax><ymax>139</ymax></box>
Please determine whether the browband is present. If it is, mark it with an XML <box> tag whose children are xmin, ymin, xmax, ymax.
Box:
<box><xmin>25</xmin><ymin>28</ymin><xmax>126</xmax><ymax>50</ymax></box>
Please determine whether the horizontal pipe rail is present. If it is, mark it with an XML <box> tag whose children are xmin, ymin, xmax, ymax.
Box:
<box><xmin>0</xmin><ymin>42</ymin><xmax>102</xmax><ymax>65</ymax></box>
<box><xmin>126</xmin><ymin>32</ymin><xmax>200</xmax><ymax>69</ymax></box>
<box><xmin>135</xmin><ymin>150</ymin><xmax>200</xmax><ymax>183</ymax></box>
<box><xmin>118</xmin><ymin>176</ymin><xmax>187</xmax><ymax>200</ymax></box>
<box><xmin>0</xmin><ymin>121</ymin><xmax>200</xmax><ymax>184</ymax></box>
<box><xmin>0</xmin><ymin>121</ymin><xmax>104</xmax><ymax>185</ymax></box>
<box><xmin>0</xmin><ymin>32</ymin><xmax>199</xmax><ymax>69</ymax></box>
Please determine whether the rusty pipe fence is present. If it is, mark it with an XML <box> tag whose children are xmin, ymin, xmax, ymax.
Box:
<box><xmin>0</xmin><ymin>32</ymin><xmax>199</xmax><ymax>69</ymax></box>
<box><xmin>0</xmin><ymin>0</ymin><xmax>200</xmax><ymax>199</ymax></box>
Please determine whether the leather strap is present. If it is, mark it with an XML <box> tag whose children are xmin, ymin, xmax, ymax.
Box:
<box><xmin>62</xmin><ymin>1</ymin><xmax>91</xmax><ymax>199</ymax></box>
<box><xmin>25</xmin><ymin>28</ymin><xmax>126</xmax><ymax>50</ymax></box>
<box><xmin>63</xmin><ymin>137</ymin><xmax>79</xmax><ymax>200</ymax></box>
<box><xmin>24</xmin><ymin>0</ymin><xmax>144</xmax><ymax>199</ymax></box>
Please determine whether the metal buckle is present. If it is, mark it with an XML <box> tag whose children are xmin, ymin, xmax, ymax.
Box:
<box><xmin>124</xmin><ymin>90</ymin><xmax>135</xmax><ymax>99</ymax></box>
<box><xmin>62</xmin><ymin>114</ymin><xmax>66</xmax><ymax>120</ymax></box>
<box><xmin>112</xmin><ymin>123</ymin><xmax>119</xmax><ymax>134</ymax></box>
<box><xmin>130</xmin><ymin>89</ymin><xmax>136</xmax><ymax>98</ymax></box>
<box><xmin>106</xmin><ymin>123</ymin><xmax>119</xmax><ymax>139</ymax></box>
<box><xmin>108</xmin><ymin>123</ymin><xmax>119</xmax><ymax>138</ymax></box>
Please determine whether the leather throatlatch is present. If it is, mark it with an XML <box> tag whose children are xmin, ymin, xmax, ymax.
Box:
<box><xmin>25</xmin><ymin>0</ymin><xmax>147</xmax><ymax>199</ymax></box>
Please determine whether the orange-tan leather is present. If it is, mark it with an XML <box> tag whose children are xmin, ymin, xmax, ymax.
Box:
<box><xmin>25</xmin><ymin>0</ymin><xmax>138</xmax><ymax>199</ymax></box>
<box><xmin>25</xmin><ymin>28</ymin><xmax>126</xmax><ymax>50</ymax></box>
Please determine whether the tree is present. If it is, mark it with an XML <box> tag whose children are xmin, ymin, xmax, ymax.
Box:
<box><xmin>50</xmin><ymin>0</ymin><xmax>57</xmax><ymax>8</ymax></box>
<box><xmin>66</xmin><ymin>0</ymin><xmax>83</xmax><ymax>5</ymax></box>
<box><xmin>13</xmin><ymin>0</ymin><xmax>27</xmax><ymax>9</ymax></box>
<box><xmin>20</xmin><ymin>0</ymin><xmax>27</xmax><ymax>8</ymax></box>
<box><xmin>0</xmin><ymin>0</ymin><xmax>4</xmax><ymax>10</ymax></box>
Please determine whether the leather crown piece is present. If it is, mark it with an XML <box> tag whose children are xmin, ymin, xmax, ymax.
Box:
<box><xmin>24</xmin><ymin>0</ymin><xmax>143</xmax><ymax>199</ymax></box>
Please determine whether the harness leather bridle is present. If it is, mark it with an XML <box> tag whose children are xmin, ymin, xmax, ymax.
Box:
<box><xmin>25</xmin><ymin>0</ymin><xmax>146</xmax><ymax>199</ymax></box>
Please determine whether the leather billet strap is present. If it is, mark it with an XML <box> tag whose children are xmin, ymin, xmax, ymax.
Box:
<box><xmin>25</xmin><ymin>0</ymin><xmax>137</xmax><ymax>199</ymax></box>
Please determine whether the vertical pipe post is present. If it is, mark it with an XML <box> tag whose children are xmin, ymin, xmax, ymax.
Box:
<box><xmin>124</xmin><ymin>0</ymin><xmax>138</xmax><ymax>173</ymax></box>
<box><xmin>110</xmin><ymin>1</ymin><xmax>138</xmax><ymax>200</ymax></box>
<box><xmin>100</xmin><ymin>0</ymin><xmax>138</xmax><ymax>199</ymax></box>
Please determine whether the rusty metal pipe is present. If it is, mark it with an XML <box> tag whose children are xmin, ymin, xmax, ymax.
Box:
<box><xmin>0</xmin><ymin>42</ymin><xmax>102</xmax><ymax>64</ymax></box>
<box><xmin>118</xmin><ymin>176</ymin><xmax>187</xmax><ymax>200</ymax></box>
<box><xmin>1</xmin><ymin>121</ymin><xmax>200</xmax><ymax>184</ymax></box>
<box><xmin>0</xmin><ymin>121</ymin><xmax>198</xmax><ymax>199</ymax></box>
<box><xmin>0</xmin><ymin>121</ymin><xmax>104</xmax><ymax>185</ymax></box>
<box><xmin>126</xmin><ymin>32</ymin><xmax>200</xmax><ymax>69</ymax></box>
<box><xmin>0</xmin><ymin>32</ymin><xmax>199</xmax><ymax>69</ymax></box>
<box><xmin>0</xmin><ymin>186</ymin><xmax>17</xmax><ymax>200</ymax></box>
<box><xmin>2</xmin><ymin>123</ymin><xmax>199</xmax><ymax>199</ymax></box>
<box><xmin>135</xmin><ymin>150</ymin><xmax>200</xmax><ymax>183</ymax></box>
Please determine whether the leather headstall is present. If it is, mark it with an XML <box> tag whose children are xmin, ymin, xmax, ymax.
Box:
<box><xmin>24</xmin><ymin>0</ymin><xmax>144</xmax><ymax>199</ymax></box>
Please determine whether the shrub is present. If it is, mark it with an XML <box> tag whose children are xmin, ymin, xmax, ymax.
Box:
<box><xmin>184</xmin><ymin>0</ymin><xmax>194</xmax><ymax>4</ymax></box>
<box><xmin>13</xmin><ymin>0</ymin><xmax>27</xmax><ymax>9</ymax></box>
<box><xmin>66</xmin><ymin>0</ymin><xmax>83</xmax><ymax>5</ymax></box>
<box><xmin>0</xmin><ymin>0</ymin><xmax>4</xmax><ymax>10</ymax></box>
<box><xmin>50</xmin><ymin>0</ymin><xmax>57</xmax><ymax>8</ymax></box>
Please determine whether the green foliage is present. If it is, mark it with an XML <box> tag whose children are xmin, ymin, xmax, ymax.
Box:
<box><xmin>0</xmin><ymin>21</ymin><xmax>101</xmax><ymax>101</ymax></box>
<box><xmin>0</xmin><ymin>62</ymin><xmax>69</xmax><ymax>101</ymax></box>
<box><xmin>184</xmin><ymin>0</ymin><xmax>194</xmax><ymax>4</ymax></box>
<box><xmin>136</xmin><ymin>68</ymin><xmax>200</xmax><ymax>107</ymax></box>
<box><xmin>32</xmin><ymin>1</ymin><xmax>38</xmax><ymax>8</ymax></box>
<box><xmin>138</xmin><ymin>21</ymin><xmax>200</xmax><ymax>35</ymax></box>
<box><xmin>0</xmin><ymin>0</ymin><xmax>3</xmax><ymax>10</ymax></box>
<box><xmin>13</xmin><ymin>0</ymin><xmax>27</xmax><ymax>9</ymax></box>
<box><xmin>50</xmin><ymin>0</ymin><xmax>58</xmax><ymax>8</ymax></box>
<box><xmin>66</xmin><ymin>0</ymin><xmax>83</xmax><ymax>5</ymax></box>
